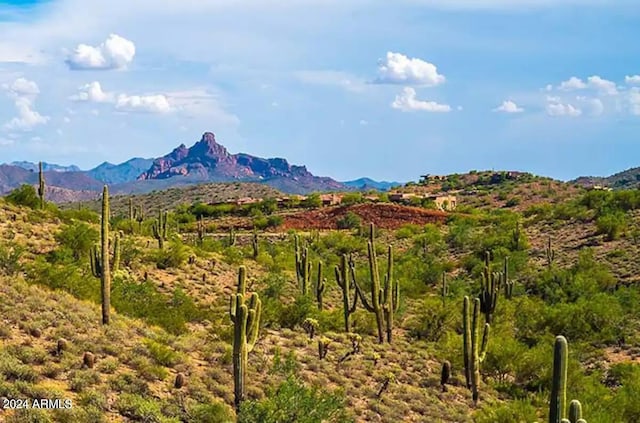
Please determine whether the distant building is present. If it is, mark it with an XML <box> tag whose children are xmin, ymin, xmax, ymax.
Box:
<box><xmin>388</xmin><ymin>191</ymin><xmax>457</xmax><ymax>211</ymax></box>
<box><xmin>319</xmin><ymin>193</ymin><xmax>343</xmax><ymax>206</ymax></box>
<box><xmin>419</xmin><ymin>174</ymin><xmax>447</xmax><ymax>184</ymax></box>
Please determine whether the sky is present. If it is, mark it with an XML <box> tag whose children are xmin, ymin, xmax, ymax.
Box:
<box><xmin>1</xmin><ymin>1</ymin><xmax>640</xmax><ymax>182</ymax></box>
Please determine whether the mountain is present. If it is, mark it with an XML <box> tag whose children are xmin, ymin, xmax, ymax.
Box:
<box><xmin>571</xmin><ymin>167</ymin><xmax>640</xmax><ymax>189</ymax></box>
<box><xmin>137</xmin><ymin>132</ymin><xmax>346</xmax><ymax>194</ymax></box>
<box><xmin>87</xmin><ymin>158</ymin><xmax>154</xmax><ymax>184</ymax></box>
<box><xmin>342</xmin><ymin>177</ymin><xmax>403</xmax><ymax>191</ymax></box>
<box><xmin>10</xmin><ymin>161</ymin><xmax>81</xmax><ymax>173</ymax></box>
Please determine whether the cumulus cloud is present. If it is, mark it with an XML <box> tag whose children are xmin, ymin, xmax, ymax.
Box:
<box><xmin>557</xmin><ymin>75</ymin><xmax>617</xmax><ymax>95</ymax></box>
<box><xmin>2</xmin><ymin>78</ymin><xmax>49</xmax><ymax>131</ymax></box>
<box><xmin>625</xmin><ymin>75</ymin><xmax>640</xmax><ymax>85</ymax></box>
<box><xmin>546</xmin><ymin>98</ymin><xmax>581</xmax><ymax>117</ymax></box>
<box><xmin>4</xmin><ymin>97</ymin><xmax>50</xmax><ymax>130</ymax></box>
<box><xmin>115</xmin><ymin>93</ymin><xmax>171</xmax><ymax>113</ymax></box>
<box><xmin>2</xmin><ymin>77</ymin><xmax>40</xmax><ymax>98</ymax></box>
<box><xmin>69</xmin><ymin>81</ymin><xmax>114</xmax><ymax>102</ymax></box>
<box><xmin>65</xmin><ymin>34</ymin><xmax>136</xmax><ymax>70</ymax></box>
<box><xmin>391</xmin><ymin>87</ymin><xmax>451</xmax><ymax>112</ymax></box>
<box><xmin>376</xmin><ymin>52</ymin><xmax>445</xmax><ymax>86</ymax></box>
<box><xmin>576</xmin><ymin>96</ymin><xmax>604</xmax><ymax>116</ymax></box>
<box><xmin>558</xmin><ymin>76</ymin><xmax>587</xmax><ymax>91</ymax></box>
<box><xmin>493</xmin><ymin>100</ymin><xmax>523</xmax><ymax>113</ymax></box>
<box><xmin>629</xmin><ymin>88</ymin><xmax>640</xmax><ymax>115</ymax></box>
<box><xmin>587</xmin><ymin>75</ymin><xmax>618</xmax><ymax>95</ymax></box>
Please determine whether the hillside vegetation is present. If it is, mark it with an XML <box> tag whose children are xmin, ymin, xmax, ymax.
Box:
<box><xmin>1</xmin><ymin>180</ymin><xmax>640</xmax><ymax>422</ymax></box>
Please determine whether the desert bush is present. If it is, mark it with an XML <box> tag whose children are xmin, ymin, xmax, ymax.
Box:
<box><xmin>152</xmin><ymin>240</ymin><xmax>189</xmax><ymax>269</ymax></box>
<box><xmin>54</xmin><ymin>221</ymin><xmax>99</xmax><ymax>260</ymax></box>
<box><xmin>0</xmin><ymin>242</ymin><xmax>24</xmax><ymax>276</ymax></box>
<box><xmin>6</xmin><ymin>184</ymin><xmax>40</xmax><ymax>209</ymax></box>
<box><xmin>596</xmin><ymin>211</ymin><xmax>627</xmax><ymax>240</ymax></box>
<box><xmin>336</xmin><ymin>212</ymin><xmax>361</xmax><ymax>230</ymax></box>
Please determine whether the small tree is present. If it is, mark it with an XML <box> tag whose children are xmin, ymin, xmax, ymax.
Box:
<box><xmin>6</xmin><ymin>184</ymin><xmax>40</xmax><ymax>209</ymax></box>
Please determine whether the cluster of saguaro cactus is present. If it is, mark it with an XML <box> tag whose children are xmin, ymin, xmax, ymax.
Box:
<box><xmin>545</xmin><ymin>336</ymin><xmax>588</xmax><ymax>423</ymax></box>
<box><xmin>251</xmin><ymin>230</ymin><xmax>259</xmax><ymax>259</ymax></box>
<box><xmin>315</xmin><ymin>261</ymin><xmax>326</xmax><ymax>310</ymax></box>
<box><xmin>546</xmin><ymin>236</ymin><xmax>556</xmax><ymax>268</ymax></box>
<box><xmin>479</xmin><ymin>268</ymin><xmax>500</xmax><ymax>324</ymax></box>
<box><xmin>229</xmin><ymin>266</ymin><xmax>262</xmax><ymax>411</ymax></box>
<box><xmin>152</xmin><ymin>210</ymin><xmax>168</xmax><ymax>249</ymax></box>
<box><xmin>503</xmin><ymin>256</ymin><xmax>515</xmax><ymax>299</ymax></box>
<box><xmin>463</xmin><ymin>296</ymin><xmax>490</xmax><ymax>404</ymax></box>
<box><xmin>89</xmin><ymin>186</ymin><xmax>112</xmax><ymax>325</ymax></box>
<box><xmin>38</xmin><ymin>161</ymin><xmax>45</xmax><ymax>210</ymax></box>
<box><xmin>355</xmin><ymin>223</ymin><xmax>399</xmax><ymax>344</ymax></box>
<box><xmin>335</xmin><ymin>254</ymin><xmax>358</xmax><ymax>332</ymax></box>
<box><xmin>512</xmin><ymin>221</ymin><xmax>521</xmax><ymax>250</ymax></box>
<box><xmin>294</xmin><ymin>234</ymin><xmax>311</xmax><ymax>295</ymax></box>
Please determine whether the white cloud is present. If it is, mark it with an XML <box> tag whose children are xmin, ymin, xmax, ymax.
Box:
<box><xmin>2</xmin><ymin>78</ymin><xmax>49</xmax><ymax>131</ymax></box>
<box><xmin>629</xmin><ymin>88</ymin><xmax>640</xmax><ymax>115</ymax></box>
<box><xmin>391</xmin><ymin>87</ymin><xmax>451</xmax><ymax>112</ymax></box>
<box><xmin>576</xmin><ymin>96</ymin><xmax>604</xmax><ymax>116</ymax></box>
<box><xmin>557</xmin><ymin>75</ymin><xmax>617</xmax><ymax>95</ymax></box>
<box><xmin>115</xmin><ymin>93</ymin><xmax>171</xmax><ymax>113</ymax></box>
<box><xmin>587</xmin><ymin>75</ymin><xmax>617</xmax><ymax>95</ymax></box>
<box><xmin>2</xmin><ymin>77</ymin><xmax>40</xmax><ymax>98</ymax></box>
<box><xmin>0</xmin><ymin>137</ymin><xmax>14</xmax><ymax>146</ymax></box>
<box><xmin>625</xmin><ymin>75</ymin><xmax>640</xmax><ymax>85</ymax></box>
<box><xmin>493</xmin><ymin>100</ymin><xmax>523</xmax><ymax>113</ymax></box>
<box><xmin>293</xmin><ymin>70</ymin><xmax>367</xmax><ymax>92</ymax></box>
<box><xmin>359</xmin><ymin>119</ymin><xmax>368</xmax><ymax>125</ymax></box>
<box><xmin>70</xmin><ymin>81</ymin><xmax>114</xmax><ymax>102</ymax></box>
<box><xmin>4</xmin><ymin>97</ymin><xmax>50</xmax><ymax>130</ymax></box>
<box><xmin>65</xmin><ymin>34</ymin><xmax>136</xmax><ymax>70</ymax></box>
<box><xmin>376</xmin><ymin>52</ymin><xmax>445</xmax><ymax>86</ymax></box>
<box><xmin>558</xmin><ymin>76</ymin><xmax>587</xmax><ymax>91</ymax></box>
<box><xmin>546</xmin><ymin>99</ymin><xmax>581</xmax><ymax>117</ymax></box>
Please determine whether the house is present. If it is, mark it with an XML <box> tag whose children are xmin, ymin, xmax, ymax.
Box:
<box><xmin>419</xmin><ymin>174</ymin><xmax>447</xmax><ymax>184</ymax></box>
<box><xmin>235</xmin><ymin>197</ymin><xmax>260</xmax><ymax>205</ymax></box>
<box><xmin>430</xmin><ymin>195</ymin><xmax>457</xmax><ymax>211</ymax></box>
<box><xmin>320</xmin><ymin>193</ymin><xmax>343</xmax><ymax>206</ymax></box>
<box><xmin>388</xmin><ymin>192</ymin><xmax>420</xmax><ymax>203</ymax></box>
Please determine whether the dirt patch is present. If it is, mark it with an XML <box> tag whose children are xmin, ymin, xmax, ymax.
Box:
<box><xmin>281</xmin><ymin>203</ymin><xmax>448</xmax><ymax>230</ymax></box>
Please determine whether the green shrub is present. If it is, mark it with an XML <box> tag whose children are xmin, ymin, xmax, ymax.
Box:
<box><xmin>54</xmin><ymin>221</ymin><xmax>99</xmax><ymax>261</ymax></box>
<box><xmin>336</xmin><ymin>212</ymin><xmax>361</xmax><ymax>230</ymax></box>
<box><xmin>596</xmin><ymin>211</ymin><xmax>627</xmax><ymax>241</ymax></box>
<box><xmin>6</xmin><ymin>184</ymin><xmax>40</xmax><ymax>209</ymax></box>
<box><xmin>0</xmin><ymin>242</ymin><xmax>24</xmax><ymax>276</ymax></box>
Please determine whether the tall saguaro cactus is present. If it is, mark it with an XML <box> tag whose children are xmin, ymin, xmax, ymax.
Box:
<box><xmin>89</xmin><ymin>186</ymin><xmax>112</xmax><ymax>325</ymax></box>
<box><xmin>294</xmin><ymin>234</ymin><xmax>311</xmax><ymax>295</ymax></box>
<box><xmin>38</xmin><ymin>161</ymin><xmax>45</xmax><ymax>209</ymax></box>
<box><xmin>546</xmin><ymin>236</ymin><xmax>556</xmax><ymax>268</ymax></box>
<box><xmin>229</xmin><ymin>266</ymin><xmax>262</xmax><ymax>411</ymax></box>
<box><xmin>315</xmin><ymin>261</ymin><xmax>326</xmax><ymax>310</ymax></box>
<box><xmin>550</xmin><ymin>335</ymin><xmax>568</xmax><ymax>423</ymax></box>
<box><xmin>356</xmin><ymin>223</ymin><xmax>399</xmax><ymax>344</ymax></box>
<box><xmin>336</xmin><ymin>254</ymin><xmax>358</xmax><ymax>333</ymax></box>
<box><xmin>152</xmin><ymin>210</ymin><xmax>168</xmax><ymax>249</ymax></box>
<box><xmin>463</xmin><ymin>296</ymin><xmax>490</xmax><ymax>404</ymax></box>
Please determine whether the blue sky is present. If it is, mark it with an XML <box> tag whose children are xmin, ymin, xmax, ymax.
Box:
<box><xmin>1</xmin><ymin>0</ymin><xmax>640</xmax><ymax>182</ymax></box>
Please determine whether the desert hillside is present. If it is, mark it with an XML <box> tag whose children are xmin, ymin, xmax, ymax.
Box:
<box><xmin>0</xmin><ymin>179</ymin><xmax>639</xmax><ymax>422</ymax></box>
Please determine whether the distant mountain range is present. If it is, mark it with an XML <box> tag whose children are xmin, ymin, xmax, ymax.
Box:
<box><xmin>571</xmin><ymin>167</ymin><xmax>640</xmax><ymax>190</ymax></box>
<box><xmin>0</xmin><ymin>132</ymin><xmax>398</xmax><ymax>202</ymax></box>
<box><xmin>342</xmin><ymin>178</ymin><xmax>402</xmax><ymax>191</ymax></box>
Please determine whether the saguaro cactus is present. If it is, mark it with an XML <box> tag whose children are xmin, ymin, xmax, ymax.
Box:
<box><xmin>441</xmin><ymin>272</ymin><xmax>449</xmax><ymax>308</ymax></box>
<box><xmin>463</xmin><ymin>296</ymin><xmax>490</xmax><ymax>404</ymax></box>
<box><xmin>479</xmin><ymin>269</ymin><xmax>500</xmax><ymax>324</ymax></box>
<box><xmin>546</xmin><ymin>235</ymin><xmax>556</xmax><ymax>268</ymax></box>
<box><xmin>550</xmin><ymin>335</ymin><xmax>568</xmax><ymax>423</ymax></box>
<box><xmin>152</xmin><ymin>210</ymin><xmax>168</xmax><ymax>249</ymax></box>
<box><xmin>441</xmin><ymin>360</ymin><xmax>451</xmax><ymax>392</ymax></box>
<box><xmin>229</xmin><ymin>266</ymin><xmax>262</xmax><ymax>411</ymax></box>
<box><xmin>89</xmin><ymin>186</ymin><xmax>112</xmax><ymax>325</ymax></box>
<box><xmin>335</xmin><ymin>254</ymin><xmax>358</xmax><ymax>333</ymax></box>
<box><xmin>228</xmin><ymin>227</ymin><xmax>237</xmax><ymax>246</ymax></box>
<box><xmin>315</xmin><ymin>261</ymin><xmax>326</xmax><ymax>310</ymax></box>
<box><xmin>38</xmin><ymin>161</ymin><xmax>45</xmax><ymax>209</ymax></box>
<box><xmin>251</xmin><ymin>230</ymin><xmax>259</xmax><ymax>259</ymax></box>
<box><xmin>512</xmin><ymin>221</ymin><xmax>521</xmax><ymax>250</ymax></box>
<box><xmin>503</xmin><ymin>256</ymin><xmax>515</xmax><ymax>299</ymax></box>
<box><xmin>355</xmin><ymin>223</ymin><xmax>399</xmax><ymax>344</ymax></box>
<box><xmin>294</xmin><ymin>234</ymin><xmax>311</xmax><ymax>295</ymax></box>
